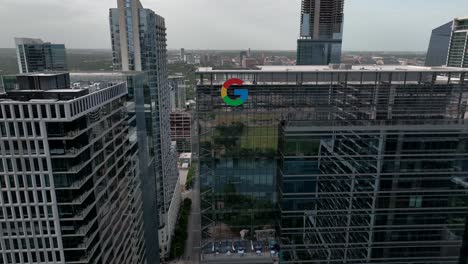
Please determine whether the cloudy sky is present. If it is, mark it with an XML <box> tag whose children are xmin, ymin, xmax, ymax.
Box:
<box><xmin>0</xmin><ymin>0</ymin><xmax>467</xmax><ymax>51</ymax></box>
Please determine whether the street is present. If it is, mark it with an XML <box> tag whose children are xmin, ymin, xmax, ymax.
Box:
<box><xmin>179</xmin><ymin>168</ymin><xmax>201</xmax><ymax>264</ymax></box>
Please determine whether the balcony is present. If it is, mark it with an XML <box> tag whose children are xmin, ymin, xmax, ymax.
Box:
<box><xmin>50</xmin><ymin>147</ymin><xmax>81</xmax><ymax>156</ymax></box>
<box><xmin>61</xmin><ymin>218</ymin><xmax>98</xmax><ymax>237</ymax></box>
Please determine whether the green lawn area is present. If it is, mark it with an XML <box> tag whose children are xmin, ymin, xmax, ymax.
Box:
<box><xmin>240</xmin><ymin>126</ymin><xmax>278</xmax><ymax>150</ymax></box>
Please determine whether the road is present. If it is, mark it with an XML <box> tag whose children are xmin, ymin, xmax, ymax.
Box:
<box><xmin>181</xmin><ymin>169</ymin><xmax>201</xmax><ymax>264</ymax></box>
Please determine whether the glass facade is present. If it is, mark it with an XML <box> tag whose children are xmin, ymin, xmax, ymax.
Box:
<box><xmin>197</xmin><ymin>66</ymin><xmax>468</xmax><ymax>263</ymax></box>
<box><xmin>15</xmin><ymin>38</ymin><xmax>67</xmax><ymax>73</ymax></box>
<box><xmin>425</xmin><ymin>21</ymin><xmax>452</xmax><ymax>67</ymax></box>
<box><xmin>297</xmin><ymin>39</ymin><xmax>342</xmax><ymax>65</ymax></box>
<box><xmin>110</xmin><ymin>1</ymin><xmax>178</xmax><ymax>260</ymax></box>
<box><xmin>280</xmin><ymin>125</ymin><xmax>468</xmax><ymax>263</ymax></box>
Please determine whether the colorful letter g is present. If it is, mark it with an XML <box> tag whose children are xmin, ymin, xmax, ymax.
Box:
<box><xmin>221</xmin><ymin>78</ymin><xmax>248</xmax><ymax>107</ymax></box>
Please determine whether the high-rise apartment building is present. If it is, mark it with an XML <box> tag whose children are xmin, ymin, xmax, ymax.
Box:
<box><xmin>0</xmin><ymin>72</ymin><xmax>145</xmax><ymax>264</ymax></box>
<box><xmin>196</xmin><ymin>65</ymin><xmax>468</xmax><ymax>263</ymax></box>
<box><xmin>447</xmin><ymin>18</ymin><xmax>468</xmax><ymax>68</ymax></box>
<box><xmin>425</xmin><ymin>21</ymin><xmax>453</xmax><ymax>66</ymax></box>
<box><xmin>110</xmin><ymin>0</ymin><xmax>179</xmax><ymax>260</ymax></box>
<box><xmin>296</xmin><ymin>0</ymin><xmax>344</xmax><ymax>65</ymax></box>
<box><xmin>15</xmin><ymin>38</ymin><xmax>67</xmax><ymax>74</ymax></box>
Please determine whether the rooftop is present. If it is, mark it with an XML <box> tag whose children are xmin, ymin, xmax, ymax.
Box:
<box><xmin>197</xmin><ymin>65</ymin><xmax>468</xmax><ymax>73</ymax></box>
<box><xmin>17</xmin><ymin>72</ymin><xmax>68</xmax><ymax>77</ymax></box>
<box><xmin>2</xmin><ymin>72</ymin><xmax>126</xmax><ymax>102</ymax></box>
<box><xmin>70</xmin><ymin>71</ymin><xmax>138</xmax><ymax>77</ymax></box>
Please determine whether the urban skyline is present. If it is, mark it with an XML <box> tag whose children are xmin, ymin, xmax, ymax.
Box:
<box><xmin>0</xmin><ymin>0</ymin><xmax>467</xmax><ymax>51</ymax></box>
<box><xmin>1</xmin><ymin>0</ymin><xmax>468</xmax><ymax>263</ymax></box>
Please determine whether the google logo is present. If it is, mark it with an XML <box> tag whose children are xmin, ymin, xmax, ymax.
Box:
<box><xmin>221</xmin><ymin>78</ymin><xmax>248</xmax><ymax>107</ymax></box>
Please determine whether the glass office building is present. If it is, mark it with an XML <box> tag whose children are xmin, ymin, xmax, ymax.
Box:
<box><xmin>15</xmin><ymin>38</ymin><xmax>67</xmax><ymax>74</ymax></box>
<box><xmin>196</xmin><ymin>65</ymin><xmax>468</xmax><ymax>263</ymax></box>
<box><xmin>425</xmin><ymin>21</ymin><xmax>452</xmax><ymax>67</ymax></box>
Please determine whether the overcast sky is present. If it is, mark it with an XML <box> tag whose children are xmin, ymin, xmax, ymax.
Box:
<box><xmin>0</xmin><ymin>0</ymin><xmax>467</xmax><ymax>51</ymax></box>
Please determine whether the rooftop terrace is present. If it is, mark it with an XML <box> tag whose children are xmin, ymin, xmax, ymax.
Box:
<box><xmin>197</xmin><ymin>65</ymin><xmax>468</xmax><ymax>73</ymax></box>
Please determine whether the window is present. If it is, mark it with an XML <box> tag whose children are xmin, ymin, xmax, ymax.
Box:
<box><xmin>34</xmin><ymin>123</ymin><xmax>41</xmax><ymax>136</ymax></box>
<box><xmin>50</xmin><ymin>106</ymin><xmax>57</xmax><ymax>118</ymax></box>
<box><xmin>22</xmin><ymin>206</ymin><xmax>28</xmax><ymax>219</ymax></box>
<box><xmin>0</xmin><ymin>175</ymin><xmax>5</xmax><ymax>188</ymax></box>
<box><xmin>8</xmin><ymin>175</ymin><xmax>15</xmax><ymax>188</ymax></box>
<box><xmin>409</xmin><ymin>196</ymin><xmax>423</xmax><ymax>208</ymax></box>
<box><xmin>14</xmin><ymin>106</ymin><xmax>20</xmax><ymax>118</ymax></box>
<box><xmin>2</xmin><ymin>192</ymin><xmax>9</xmax><ymax>204</ymax></box>
<box><xmin>0</xmin><ymin>123</ymin><xmax>6</xmax><ymax>137</ymax></box>
<box><xmin>32</xmin><ymin>106</ymin><xmax>39</xmax><ymax>118</ymax></box>
<box><xmin>40</xmin><ymin>105</ymin><xmax>47</xmax><ymax>118</ymax></box>
<box><xmin>26</xmin><ymin>175</ymin><xmax>33</xmax><ymax>188</ymax></box>
<box><xmin>26</xmin><ymin>123</ymin><xmax>33</xmax><ymax>136</ymax></box>
<box><xmin>23</xmin><ymin>105</ymin><xmax>30</xmax><ymax>119</ymax></box>
<box><xmin>35</xmin><ymin>175</ymin><xmax>42</xmax><ymax>187</ymax></box>
<box><xmin>18</xmin><ymin>175</ymin><xmax>24</xmax><ymax>188</ymax></box>
<box><xmin>59</xmin><ymin>105</ymin><xmax>65</xmax><ymax>118</ymax></box>
<box><xmin>5</xmin><ymin>106</ymin><xmax>11</xmax><ymax>119</ymax></box>
<box><xmin>8</xmin><ymin>123</ymin><xmax>15</xmax><ymax>137</ymax></box>
<box><xmin>18</xmin><ymin>123</ymin><xmax>24</xmax><ymax>137</ymax></box>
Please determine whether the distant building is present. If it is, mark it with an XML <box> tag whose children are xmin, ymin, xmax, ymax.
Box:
<box><xmin>447</xmin><ymin>17</ymin><xmax>468</xmax><ymax>68</ymax></box>
<box><xmin>15</xmin><ymin>38</ymin><xmax>67</xmax><ymax>73</ymax></box>
<box><xmin>240</xmin><ymin>51</ymin><xmax>248</xmax><ymax>63</ymax></box>
<box><xmin>180</xmin><ymin>48</ymin><xmax>185</xmax><ymax>61</ymax></box>
<box><xmin>297</xmin><ymin>0</ymin><xmax>344</xmax><ymax>65</ymax></box>
<box><xmin>425</xmin><ymin>21</ymin><xmax>452</xmax><ymax>66</ymax></box>
<box><xmin>201</xmin><ymin>54</ymin><xmax>211</xmax><ymax>66</ymax></box>
<box><xmin>110</xmin><ymin>0</ymin><xmax>179</xmax><ymax>260</ymax></box>
<box><xmin>168</xmin><ymin>76</ymin><xmax>187</xmax><ymax>111</ymax></box>
<box><xmin>185</xmin><ymin>53</ymin><xmax>195</xmax><ymax>64</ymax></box>
<box><xmin>242</xmin><ymin>57</ymin><xmax>258</xmax><ymax>68</ymax></box>
<box><xmin>0</xmin><ymin>72</ymin><xmax>145</xmax><ymax>264</ymax></box>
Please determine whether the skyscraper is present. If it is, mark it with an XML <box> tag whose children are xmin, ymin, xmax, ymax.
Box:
<box><xmin>110</xmin><ymin>0</ymin><xmax>179</xmax><ymax>260</ymax></box>
<box><xmin>15</xmin><ymin>38</ymin><xmax>67</xmax><ymax>73</ymax></box>
<box><xmin>0</xmin><ymin>72</ymin><xmax>145</xmax><ymax>264</ymax></box>
<box><xmin>196</xmin><ymin>65</ymin><xmax>468</xmax><ymax>263</ymax></box>
<box><xmin>296</xmin><ymin>0</ymin><xmax>344</xmax><ymax>65</ymax></box>
<box><xmin>180</xmin><ymin>48</ymin><xmax>186</xmax><ymax>62</ymax></box>
<box><xmin>425</xmin><ymin>21</ymin><xmax>452</xmax><ymax>66</ymax></box>
<box><xmin>447</xmin><ymin>17</ymin><xmax>468</xmax><ymax>68</ymax></box>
